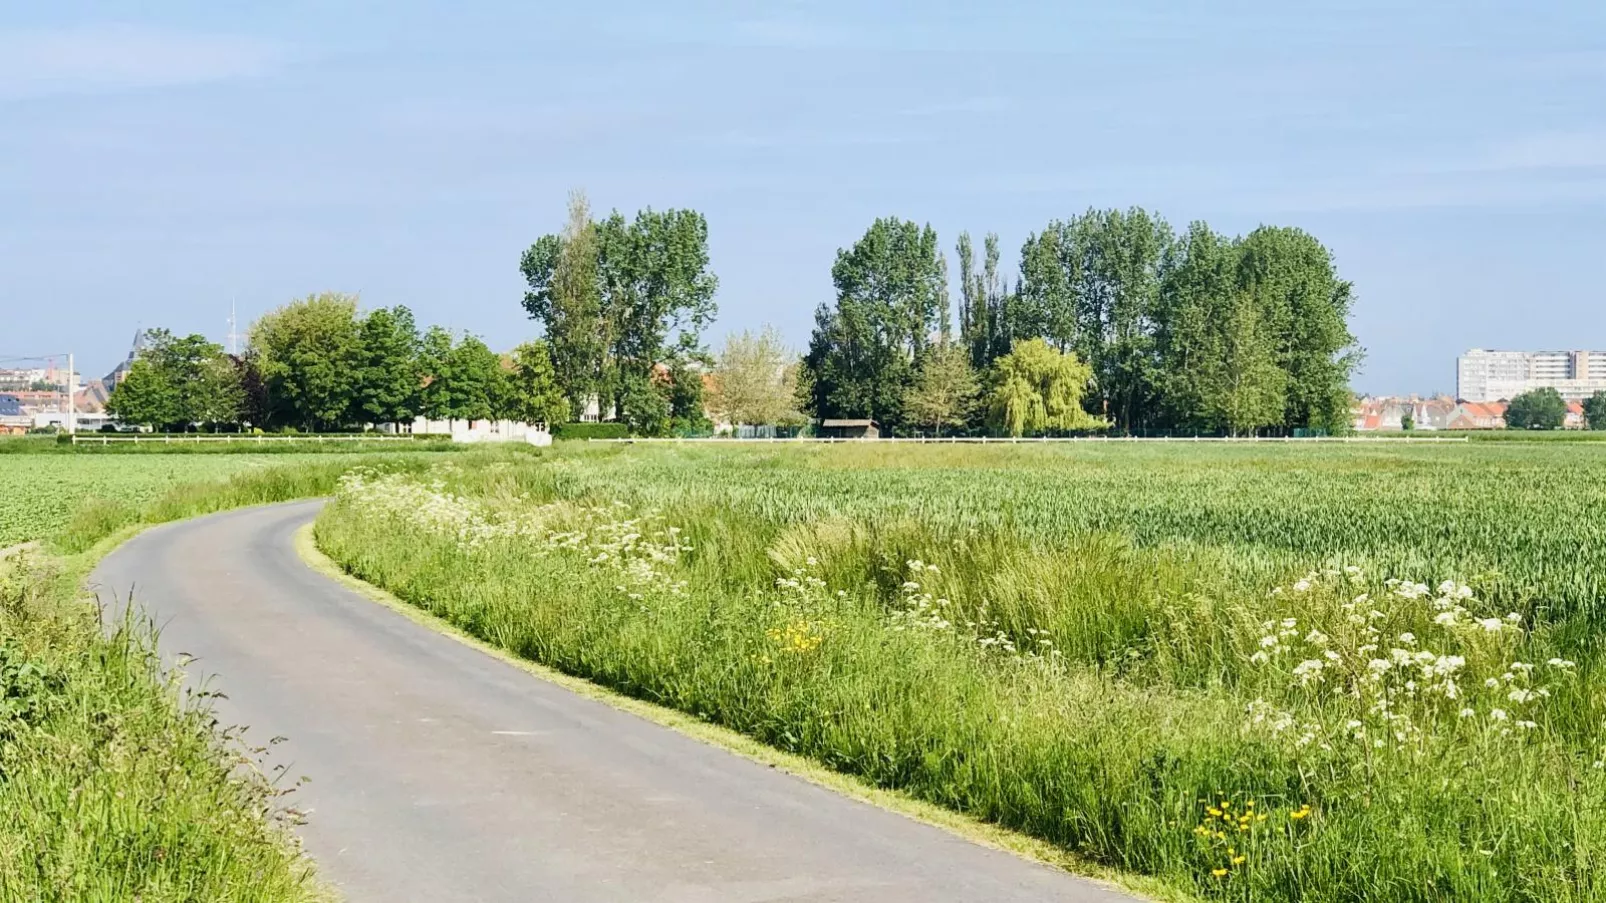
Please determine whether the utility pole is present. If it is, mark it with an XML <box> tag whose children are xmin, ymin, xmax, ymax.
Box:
<box><xmin>66</xmin><ymin>352</ymin><xmax>76</xmax><ymax>435</ymax></box>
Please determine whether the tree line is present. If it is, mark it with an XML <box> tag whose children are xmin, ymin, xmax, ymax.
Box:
<box><xmin>109</xmin><ymin>193</ymin><xmax>1360</xmax><ymax>437</ymax></box>
<box><xmin>106</xmin><ymin>294</ymin><xmax>570</xmax><ymax>433</ymax></box>
<box><xmin>803</xmin><ymin>212</ymin><xmax>1360</xmax><ymax>436</ymax></box>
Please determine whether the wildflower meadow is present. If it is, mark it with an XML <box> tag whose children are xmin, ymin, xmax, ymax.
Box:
<box><xmin>315</xmin><ymin>442</ymin><xmax>1606</xmax><ymax>902</ymax></box>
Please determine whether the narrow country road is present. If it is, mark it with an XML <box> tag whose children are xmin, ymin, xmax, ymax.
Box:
<box><xmin>92</xmin><ymin>502</ymin><xmax>1136</xmax><ymax>903</ymax></box>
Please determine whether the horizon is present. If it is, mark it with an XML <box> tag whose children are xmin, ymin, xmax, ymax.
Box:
<box><xmin>4</xmin><ymin>2</ymin><xmax>1604</xmax><ymax>396</ymax></box>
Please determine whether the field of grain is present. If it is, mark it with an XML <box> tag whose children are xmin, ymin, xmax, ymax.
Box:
<box><xmin>318</xmin><ymin>442</ymin><xmax>1606</xmax><ymax>903</ymax></box>
<box><xmin>0</xmin><ymin>454</ymin><xmax>347</xmax><ymax>547</ymax></box>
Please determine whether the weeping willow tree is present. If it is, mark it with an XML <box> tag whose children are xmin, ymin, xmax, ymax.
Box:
<box><xmin>985</xmin><ymin>338</ymin><xmax>1104</xmax><ymax>437</ymax></box>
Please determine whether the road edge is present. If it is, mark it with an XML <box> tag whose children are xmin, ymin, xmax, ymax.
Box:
<box><xmin>292</xmin><ymin>521</ymin><xmax>1196</xmax><ymax>903</ymax></box>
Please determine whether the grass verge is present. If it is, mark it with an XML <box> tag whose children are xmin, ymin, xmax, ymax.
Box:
<box><xmin>292</xmin><ymin>523</ymin><xmax>1190</xmax><ymax>903</ymax></box>
<box><xmin>0</xmin><ymin>533</ymin><xmax>326</xmax><ymax>902</ymax></box>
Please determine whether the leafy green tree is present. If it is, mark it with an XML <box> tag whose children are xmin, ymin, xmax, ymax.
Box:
<box><xmin>1018</xmin><ymin>208</ymin><xmax>1174</xmax><ymax>432</ymax></box>
<box><xmin>594</xmin><ymin>208</ymin><xmax>718</xmax><ymax>415</ymax></box>
<box><xmin>105</xmin><ymin>329</ymin><xmax>242</xmax><ymax>430</ymax></box>
<box><xmin>1156</xmin><ymin>223</ymin><xmax>1284</xmax><ymax>436</ymax></box>
<box><xmin>417</xmin><ymin>326</ymin><xmax>456</xmax><ymax>421</ymax></box>
<box><xmin>903</xmin><ymin>343</ymin><xmax>980</xmax><ymax>435</ymax></box>
<box><xmin>352</xmin><ymin>306</ymin><xmax>421</xmax><ymax>428</ymax></box>
<box><xmin>248</xmin><ymin>293</ymin><xmax>362</xmax><ymax>430</ymax></box>
<box><xmin>506</xmin><ymin>340</ymin><xmax>570</xmax><ymax>426</ymax></box>
<box><xmin>665</xmin><ymin>355</ymin><xmax>711</xmax><ymax>433</ymax></box>
<box><xmin>710</xmin><ymin>327</ymin><xmax>803</xmax><ymax>428</ymax></box>
<box><xmin>618</xmin><ymin>374</ymin><xmax>671</xmax><ymax>437</ymax></box>
<box><xmin>105</xmin><ymin>358</ymin><xmax>177</xmax><ymax>429</ymax></box>
<box><xmin>522</xmin><ymin>190</ymin><xmax>607</xmax><ymax>419</ymax></box>
<box><xmin>1400</xmin><ymin>411</ymin><xmax>1415</xmax><ymax>431</ymax></box>
<box><xmin>522</xmin><ymin>191</ymin><xmax>719</xmax><ymax>423</ymax></box>
<box><xmin>806</xmin><ymin>218</ymin><xmax>944</xmax><ymax>428</ymax></box>
<box><xmin>1505</xmin><ymin>387</ymin><xmax>1566</xmax><ymax>430</ymax></box>
<box><xmin>194</xmin><ymin>353</ymin><xmax>247</xmax><ymax>428</ymax></box>
<box><xmin>1235</xmin><ymin>226</ymin><xmax>1361</xmax><ymax>434</ymax></box>
<box><xmin>432</xmin><ymin>335</ymin><xmax>506</xmax><ymax>424</ymax></box>
<box><xmin>1584</xmin><ymin>391</ymin><xmax>1606</xmax><ymax>430</ymax></box>
<box><xmin>984</xmin><ymin>339</ymin><xmax>1103</xmax><ymax>437</ymax></box>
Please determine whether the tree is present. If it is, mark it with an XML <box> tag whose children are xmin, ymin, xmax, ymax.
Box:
<box><xmin>805</xmin><ymin>218</ymin><xmax>944</xmax><ymax>429</ymax></box>
<box><xmin>105</xmin><ymin>358</ymin><xmax>177</xmax><ymax>429</ymax></box>
<box><xmin>521</xmin><ymin>190</ymin><xmax>607</xmax><ymax>419</ymax></box>
<box><xmin>506</xmin><ymin>340</ymin><xmax>570</xmax><ymax>426</ymax></box>
<box><xmin>1400</xmin><ymin>411</ymin><xmax>1415</xmax><ymax>431</ymax></box>
<box><xmin>352</xmin><ymin>306</ymin><xmax>421</xmax><ymax>428</ymax></box>
<box><xmin>1156</xmin><ymin>223</ymin><xmax>1284</xmax><ymax>436</ymax></box>
<box><xmin>903</xmin><ymin>343</ymin><xmax>980</xmax><ymax>435</ymax></box>
<box><xmin>194</xmin><ymin>353</ymin><xmax>247</xmax><ymax>428</ymax></box>
<box><xmin>105</xmin><ymin>329</ymin><xmax>242</xmax><ymax>430</ymax></box>
<box><xmin>1584</xmin><ymin>391</ymin><xmax>1606</xmax><ymax>430</ymax></box>
<box><xmin>248</xmin><ymin>293</ymin><xmax>362</xmax><ymax>431</ymax></box>
<box><xmin>417</xmin><ymin>326</ymin><xmax>456</xmax><ymax>421</ymax></box>
<box><xmin>1018</xmin><ymin>208</ymin><xmax>1174</xmax><ymax>432</ymax></box>
<box><xmin>1505</xmin><ymin>388</ymin><xmax>1566</xmax><ymax>430</ymax></box>
<box><xmin>984</xmin><ymin>339</ymin><xmax>1104</xmax><ymax>437</ymax></box>
<box><xmin>1235</xmin><ymin>226</ymin><xmax>1361</xmax><ymax>434</ymax></box>
<box><xmin>665</xmin><ymin>354</ymin><xmax>711</xmax><ymax>433</ymax></box>
<box><xmin>618</xmin><ymin>373</ymin><xmax>671</xmax><ymax>437</ymax></box>
<box><xmin>430</xmin><ymin>335</ymin><xmax>506</xmax><ymax>424</ymax></box>
<box><xmin>710</xmin><ymin>327</ymin><xmax>802</xmax><ymax>428</ymax></box>
<box><xmin>521</xmin><ymin>192</ymin><xmax>720</xmax><ymax>422</ymax></box>
<box><xmin>595</xmin><ymin>207</ymin><xmax>719</xmax><ymax>415</ymax></box>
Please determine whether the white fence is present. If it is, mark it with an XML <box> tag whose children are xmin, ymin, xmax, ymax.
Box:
<box><xmin>586</xmin><ymin>435</ymin><xmax>1471</xmax><ymax>444</ymax></box>
<box><xmin>71</xmin><ymin>433</ymin><xmax>430</xmax><ymax>445</ymax></box>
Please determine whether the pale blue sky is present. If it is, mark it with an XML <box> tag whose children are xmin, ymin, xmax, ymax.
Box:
<box><xmin>3</xmin><ymin>1</ymin><xmax>1604</xmax><ymax>394</ymax></box>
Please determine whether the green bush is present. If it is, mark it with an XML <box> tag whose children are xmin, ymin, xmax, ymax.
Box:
<box><xmin>553</xmin><ymin>422</ymin><xmax>630</xmax><ymax>441</ymax></box>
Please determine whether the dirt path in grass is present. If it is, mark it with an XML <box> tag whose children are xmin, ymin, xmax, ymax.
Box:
<box><xmin>92</xmin><ymin>501</ymin><xmax>1136</xmax><ymax>903</ymax></box>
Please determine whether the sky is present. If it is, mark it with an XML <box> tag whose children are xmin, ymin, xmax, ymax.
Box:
<box><xmin>3</xmin><ymin>1</ymin><xmax>1604</xmax><ymax>396</ymax></box>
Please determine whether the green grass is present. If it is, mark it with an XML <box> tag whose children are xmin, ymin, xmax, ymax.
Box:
<box><xmin>315</xmin><ymin>443</ymin><xmax>1606</xmax><ymax>902</ymax></box>
<box><xmin>0</xmin><ymin>447</ymin><xmax>485</xmax><ymax>549</ymax></box>
<box><xmin>0</xmin><ymin>539</ymin><xmax>323</xmax><ymax>901</ymax></box>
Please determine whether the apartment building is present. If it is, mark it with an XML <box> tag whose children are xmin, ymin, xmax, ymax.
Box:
<box><xmin>1456</xmin><ymin>349</ymin><xmax>1606</xmax><ymax>402</ymax></box>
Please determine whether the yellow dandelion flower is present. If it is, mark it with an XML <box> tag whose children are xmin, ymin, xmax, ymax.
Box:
<box><xmin>1212</xmin><ymin>868</ymin><xmax>1229</xmax><ymax>878</ymax></box>
<box><xmin>1231</xmin><ymin>855</ymin><xmax>1247</xmax><ymax>866</ymax></box>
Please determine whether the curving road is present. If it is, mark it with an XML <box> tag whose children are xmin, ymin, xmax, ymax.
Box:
<box><xmin>92</xmin><ymin>502</ymin><xmax>1136</xmax><ymax>903</ymax></box>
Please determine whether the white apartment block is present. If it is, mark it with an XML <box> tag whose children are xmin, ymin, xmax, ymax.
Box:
<box><xmin>1457</xmin><ymin>349</ymin><xmax>1606</xmax><ymax>402</ymax></box>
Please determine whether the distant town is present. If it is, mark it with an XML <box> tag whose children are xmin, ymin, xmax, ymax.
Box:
<box><xmin>1351</xmin><ymin>348</ymin><xmax>1606</xmax><ymax>431</ymax></box>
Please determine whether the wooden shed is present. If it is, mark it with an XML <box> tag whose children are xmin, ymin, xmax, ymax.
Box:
<box><xmin>818</xmin><ymin>418</ymin><xmax>881</xmax><ymax>439</ymax></box>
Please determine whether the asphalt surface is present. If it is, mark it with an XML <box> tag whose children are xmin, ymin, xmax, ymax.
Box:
<box><xmin>92</xmin><ymin>501</ymin><xmax>1137</xmax><ymax>903</ymax></box>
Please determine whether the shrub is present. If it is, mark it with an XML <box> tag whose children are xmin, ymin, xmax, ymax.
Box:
<box><xmin>553</xmin><ymin>422</ymin><xmax>630</xmax><ymax>441</ymax></box>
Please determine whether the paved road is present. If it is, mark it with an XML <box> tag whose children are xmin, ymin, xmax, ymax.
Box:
<box><xmin>93</xmin><ymin>501</ymin><xmax>1135</xmax><ymax>903</ymax></box>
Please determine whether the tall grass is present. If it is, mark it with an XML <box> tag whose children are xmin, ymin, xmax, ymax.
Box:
<box><xmin>0</xmin><ymin>551</ymin><xmax>320</xmax><ymax>902</ymax></box>
<box><xmin>316</xmin><ymin>448</ymin><xmax>1606</xmax><ymax>902</ymax></box>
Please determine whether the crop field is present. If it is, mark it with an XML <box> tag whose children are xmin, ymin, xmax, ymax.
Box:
<box><xmin>318</xmin><ymin>442</ymin><xmax>1606</xmax><ymax>902</ymax></box>
<box><xmin>0</xmin><ymin>453</ymin><xmax>359</xmax><ymax>547</ymax></box>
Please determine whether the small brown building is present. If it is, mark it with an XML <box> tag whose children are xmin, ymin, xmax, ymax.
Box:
<box><xmin>818</xmin><ymin>418</ymin><xmax>880</xmax><ymax>439</ymax></box>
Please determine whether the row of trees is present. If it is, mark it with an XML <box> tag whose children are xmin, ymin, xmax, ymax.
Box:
<box><xmin>109</xmin><ymin>196</ymin><xmax>1361</xmax><ymax>438</ymax></box>
<box><xmin>107</xmin><ymin>294</ymin><xmax>570</xmax><ymax>432</ymax></box>
<box><xmin>803</xmin><ymin>212</ymin><xmax>1360</xmax><ymax>436</ymax></box>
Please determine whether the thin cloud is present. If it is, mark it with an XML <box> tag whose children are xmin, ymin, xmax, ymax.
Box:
<box><xmin>0</xmin><ymin>24</ymin><xmax>283</xmax><ymax>99</ymax></box>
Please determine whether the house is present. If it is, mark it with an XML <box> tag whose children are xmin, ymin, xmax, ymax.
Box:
<box><xmin>1350</xmin><ymin>395</ymin><xmax>1456</xmax><ymax>431</ymax></box>
<box><xmin>1447</xmin><ymin>401</ymin><xmax>1507</xmax><ymax>430</ymax></box>
<box><xmin>818</xmin><ymin>418</ymin><xmax>880</xmax><ymax>439</ymax></box>
<box><xmin>0</xmin><ymin>394</ymin><xmax>28</xmax><ymax>434</ymax></box>
<box><xmin>1566</xmin><ymin>401</ymin><xmax>1587</xmax><ymax>429</ymax></box>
